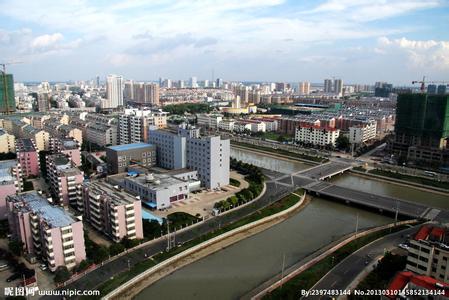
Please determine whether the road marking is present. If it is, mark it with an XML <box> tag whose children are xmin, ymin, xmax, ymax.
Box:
<box><xmin>330</xmin><ymin>280</ymin><xmax>338</xmax><ymax>287</ymax></box>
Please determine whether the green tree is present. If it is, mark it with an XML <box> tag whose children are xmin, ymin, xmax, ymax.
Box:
<box><xmin>93</xmin><ymin>246</ymin><xmax>109</xmax><ymax>264</ymax></box>
<box><xmin>54</xmin><ymin>266</ymin><xmax>71</xmax><ymax>284</ymax></box>
<box><xmin>109</xmin><ymin>243</ymin><xmax>125</xmax><ymax>256</ymax></box>
<box><xmin>76</xmin><ymin>260</ymin><xmax>91</xmax><ymax>272</ymax></box>
<box><xmin>229</xmin><ymin>196</ymin><xmax>238</xmax><ymax>207</ymax></box>
<box><xmin>335</xmin><ymin>135</ymin><xmax>350</xmax><ymax>150</ymax></box>
<box><xmin>143</xmin><ymin>220</ymin><xmax>162</xmax><ymax>239</ymax></box>
<box><xmin>8</xmin><ymin>239</ymin><xmax>23</xmax><ymax>256</ymax></box>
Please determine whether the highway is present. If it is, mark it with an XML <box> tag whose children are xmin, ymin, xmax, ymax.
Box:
<box><xmin>306</xmin><ymin>225</ymin><xmax>419</xmax><ymax>299</ymax></box>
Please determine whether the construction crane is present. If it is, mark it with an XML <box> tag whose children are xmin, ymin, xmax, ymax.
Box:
<box><xmin>412</xmin><ymin>76</ymin><xmax>449</xmax><ymax>92</ymax></box>
<box><xmin>1</xmin><ymin>61</ymin><xmax>23</xmax><ymax>114</ymax></box>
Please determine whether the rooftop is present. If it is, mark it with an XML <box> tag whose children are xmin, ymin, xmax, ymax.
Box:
<box><xmin>125</xmin><ymin>172</ymin><xmax>186</xmax><ymax>190</ymax></box>
<box><xmin>0</xmin><ymin>160</ymin><xmax>17</xmax><ymax>183</ymax></box>
<box><xmin>16</xmin><ymin>138</ymin><xmax>36</xmax><ymax>152</ymax></box>
<box><xmin>8</xmin><ymin>191</ymin><xmax>77</xmax><ymax>228</ymax></box>
<box><xmin>386</xmin><ymin>271</ymin><xmax>449</xmax><ymax>299</ymax></box>
<box><xmin>84</xmin><ymin>181</ymin><xmax>138</xmax><ymax>206</ymax></box>
<box><xmin>107</xmin><ymin>143</ymin><xmax>154</xmax><ymax>152</ymax></box>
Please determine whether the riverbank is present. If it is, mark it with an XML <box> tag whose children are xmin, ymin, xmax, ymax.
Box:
<box><xmin>251</xmin><ymin>219</ymin><xmax>418</xmax><ymax>299</ymax></box>
<box><xmin>231</xmin><ymin>142</ymin><xmax>325</xmax><ymax>164</ymax></box>
<box><xmin>351</xmin><ymin>170</ymin><xmax>449</xmax><ymax>195</ymax></box>
<box><xmin>103</xmin><ymin>191</ymin><xmax>309</xmax><ymax>299</ymax></box>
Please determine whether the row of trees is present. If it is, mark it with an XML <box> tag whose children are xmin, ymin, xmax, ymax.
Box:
<box><xmin>214</xmin><ymin>159</ymin><xmax>265</xmax><ymax>211</ymax></box>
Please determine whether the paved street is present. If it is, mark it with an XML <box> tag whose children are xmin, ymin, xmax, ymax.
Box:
<box><xmin>41</xmin><ymin>170</ymin><xmax>295</xmax><ymax>299</ymax></box>
<box><xmin>306</xmin><ymin>225</ymin><xmax>419</xmax><ymax>299</ymax></box>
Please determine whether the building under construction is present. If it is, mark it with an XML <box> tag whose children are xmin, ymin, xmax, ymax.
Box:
<box><xmin>0</xmin><ymin>73</ymin><xmax>15</xmax><ymax>114</ymax></box>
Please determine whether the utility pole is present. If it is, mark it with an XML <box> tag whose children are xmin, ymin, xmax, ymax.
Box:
<box><xmin>280</xmin><ymin>253</ymin><xmax>286</xmax><ymax>289</ymax></box>
<box><xmin>355</xmin><ymin>213</ymin><xmax>359</xmax><ymax>238</ymax></box>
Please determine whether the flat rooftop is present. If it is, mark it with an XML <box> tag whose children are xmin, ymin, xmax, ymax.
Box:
<box><xmin>85</xmin><ymin>181</ymin><xmax>138</xmax><ymax>206</ymax></box>
<box><xmin>124</xmin><ymin>173</ymin><xmax>186</xmax><ymax>190</ymax></box>
<box><xmin>0</xmin><ymin>160</ymin><xmax>17</xmax><ymax>183</ymax></box>
<box><xmin>9</xmin><ymin>191</ymin><xmax>77</xmax><ymax>228</ymax></box>
<box><xmin>107</xmin><ymin>143</ymin><xmax>154</xmax><ymax>152</ymax></box>
<box><xmin>17</xmin><ymin>138</ymin><xmax>36</xmax><ymax>152</ymax></box>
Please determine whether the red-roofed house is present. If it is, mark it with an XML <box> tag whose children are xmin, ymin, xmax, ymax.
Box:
<box><xmin>407</xmin><ymin>225</ymin><xmax>449</xmax><ymax>283</ymax></box>
<box><xmin>384</xmin><ymin>271</ymin><xmax>449</xmax><ymax>299</ymax></box>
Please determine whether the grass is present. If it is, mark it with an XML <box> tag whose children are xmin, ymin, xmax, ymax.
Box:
<box><xmin>92</xmin><ymin>189</ymin><xmax>304</xmax><ymax>298</ymax></box>
<box><xmin>231</xmin><ymin>141</ymin><xmax>328</xmax><ymax>163</ymax></box>
<box><xmin>263</xmin><ymin>225</ymin><xmax>408</xmax><ymax>300</ymax></box>
<box><xmin>352</xmin><ymin>166</ymin><xmax>367</xmax><ymax>172</ymax></box>
<box><xmin>167</xmin><ymin>212</ymin><xmax>201</xmax><ymax>229</ymax></box>
<box><xmin>230</xmin><ymin>178</ymin><xmax>241</xmax><ymax>187</ymax></box>
<box><xmin>369</xmin><ymin>169</ymin><xmax>449</xmax><ymax>190</ymax></box>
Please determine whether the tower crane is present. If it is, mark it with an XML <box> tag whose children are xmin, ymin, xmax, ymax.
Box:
<box><xmin>412</xmin><ymin>76</ymin><xmax>449</xmax><ymax>92</ymax></box>
<box><xmin>1</xmin><ymin>61</ymin><xmax>23</xmax><ymax>114</ymax></box>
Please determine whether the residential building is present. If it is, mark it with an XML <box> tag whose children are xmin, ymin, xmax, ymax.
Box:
<box><xmin>106</xmin><ymin>143</ymin><xmax>156</xmax><ymax>174</ymax></box>
<box><xmin>106</xmin><ymin>74</ymin><xmax>124</xmax><ymax>108</ymax></box>
<box><xmin>0</xmin><ymin>128</ymin><xmax>15</xmax><ymax>153</ymax></box>
<box><xmin>49</xmin><ymin>138</ymin><xmax>81</xmax><ymax>167</ymax></box>
<box><xmin>86</xmin><ymin>122</ymin><xmax>117</xmax><ymax>147</ymax></box>
<box><xmin>6</xmin><ymin>191</ymin><xmax>86</xmax><ymax>271</ymax></box>
<box><xmin>119</xmin><ymin>109</ymin><xmax>167</xmax><ymax>144</ymax></box>
<box><xmin>349</xmin><ymin>121</ymin><xmax>377</xmax><ymax>144</ymax></box>
<box><xmin>299</xmin><ymin>81</ymin><xmax>310</xmax><ymax>95</ymax></box>
<box><xmin>295</xmin><ymin>125</ymin><xmax>340</xmax><ymax>147</ymax></box>
<box><xmin>0</xmin><ymin>160</ymin><xmax>22</xmax><ymax>220</ymax></box>
<box><xmin>16</xmin><ymin>138</ymin><xmax>40</xmax><ymax>177</ymax></box>
<box><xmin>0</xmin><ymin>73</ymin><xmax>15</xmax><ymax>113</ymax></box>
<box><xmin>406</xmin><ymin>225</ymin><xmax>449</xmax><ymax>283</ymax></box>
<box><xmin>334</xmin><ymin>79</ymin><xmax>343</xmax><ymax>96</ymax></box>
<box><xmin>384</xmin><ymin>271</ymin><xmax>449</xmax><ymax>299</ymax></box>
<box><xmin>46</xmin><ymin>154</ymin><xmax>84</xmax><ymax>207</ymax></box>
<box><xmin>438</xmin><ymin>85</ymin><xmax>447</xmax><ymax>95</ymax></box>
<box><xmin>79</xmin><ymin>181</ymin><xmax>143</xmax><ymax>242</ymax></box>
<box><xmin>218</xmin><ymin>119</ymin><xmax>235</xmax><ymax>132</ymax></box>
<box><xmin>196</xmin><ymin>113</ymin><xmax>223</xmax><ymax>129</ymax></box>
<box><xmin>21</xmin><ymin>125</ymin><xmax>50</xmax><ymax>151</ymax></box>
<box><xmin>324</xmin><ymin>79</ymin><xmax>333</xmax><ymax>93</ymax></box>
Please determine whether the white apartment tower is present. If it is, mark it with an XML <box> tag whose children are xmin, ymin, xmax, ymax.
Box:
<box><xmin>299</xmin><ymin>82</ymin><xmax>311</xmax><ymax>95</ymax></box>
<box><xmin>324</xmin><ymin>79</ymin><xmax>333</xmax><ymax>93</ymax></box>
<box><xmin>106</xmin><ymin>75</ymin><xmax>124</xmax><ymax>108</ymax></box>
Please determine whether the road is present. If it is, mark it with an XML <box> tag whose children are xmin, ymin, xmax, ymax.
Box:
<box><xmin>41</xmin><ymin>170</ymin><xmax>296</xmax><ymax>299</ymax></box>
<box><xmin>306</xmin><ymin>225</ymin><xmax>419</xmax><ymax>299</ymax></box>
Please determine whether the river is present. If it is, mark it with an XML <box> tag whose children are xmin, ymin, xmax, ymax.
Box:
<box><xmin>135</xmin><ymin>147</ymin><xmax>446</xmax><ymax>299</ymax></box>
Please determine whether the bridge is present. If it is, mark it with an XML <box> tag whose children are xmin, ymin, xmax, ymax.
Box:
<box><xmin>269</xmin><ymin>161</ymin><xmax>448</xmax><ymax>222</ymax></box>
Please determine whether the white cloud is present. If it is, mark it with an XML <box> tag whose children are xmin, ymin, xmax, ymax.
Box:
<box><xmin>377</xmin><ymin>36</ymin><xmax>449</xmax><ymax>69</ymax></box>
<box><xmin>30</xmin><ymin>33</ymin><xmax>63</xmax><ymax>49</ymax></box>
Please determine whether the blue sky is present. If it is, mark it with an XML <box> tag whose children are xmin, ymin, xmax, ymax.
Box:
<box><xmin>0</xmin><ymin>0</ymin><xmax>448</xmax><ymax>84</ymax></box>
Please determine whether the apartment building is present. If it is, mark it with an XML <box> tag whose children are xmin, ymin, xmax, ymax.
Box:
<box><xmin>46</xmin><ymin>154</ymin><xmax>84</xmax><ymax>208</ymax></box>
<box><xmin>218</xmin><ymin>119</ymin><xmax>235</xmax><ymax>132</ymax></box>
<box><xmin>0</xmin><ymin>128</ymin><xmax>15</xmax><ymax>153</ymax></box>
<box><xmin>295</xmin><ymin>125</ymin><xmax>340</xmax><ymax>147</ymax></box>
<box><xmin>384</xmin><ymin>271</ymin><xmax>449</xmax><ymax>299</ymax></box>
<box><xmin>16</xmin><ymin>138</ymin><xmax>40</xmax><ymax>177</ymax></box>
<box><xmin>86</xmin><ymin>123</ymin><xmax>117</xmax><ymax>147</ymax></box>
<box><xmin>79</xmin><ymin>181</ymin><xmax>143</xmax><ymax>242</ymax></box>
<box><xmin>106</xmin><ymin>143</ymin><xmax>156</xmax><ymax>174</ymax></box>
<box><xmin>118</xmin><ymin>109</ymin><xmax>167</xmax><ymax>144</ymax></box>
<box><xmin>406</xmin><ymin>225</ymin><xmax>449</xmax><ymax>283</ymax></box>
<box><xmin>21</xmin><ymin>125</ymin><xmax>50</xmax><ymax>151</ymax></box>
<box><xmin>6</xmin><ymin>191</ymin><xmax>86</xmax><ymax>271</ymax></box>
<box><xmin>0</xmin><ymin>160</ymin><xmax>22</xmax><ymax>220</ymax></box>
<box><xmin>196</xmin><ymin>113</ymin><xmax>223</xmax><ymax>129</ymax></box>
<box><xmin>49</xmin><ymin>138</ymin><xmax>81</xmax><ymax>167</ymax></box>
<box><xmin>349</xmin><ymin>120</ymin><xmax>377</xmax><ymax>144</ymax></box>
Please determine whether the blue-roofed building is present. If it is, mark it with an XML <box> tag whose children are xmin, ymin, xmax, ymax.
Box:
<box><xmin>6</xmin><ymin>191</ymin><xmax>86</xmax><ymax>272</ymax></box>
<box><xmin>106</xmin><ymin>143</ymin><xmax>156</xmax><ymax>174</ymax></box>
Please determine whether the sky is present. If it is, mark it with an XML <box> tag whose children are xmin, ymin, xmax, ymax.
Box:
<box><xmin>0</xmin><ymin>0</ymin><xmax>448</xmax><ymax>85</ymax></box>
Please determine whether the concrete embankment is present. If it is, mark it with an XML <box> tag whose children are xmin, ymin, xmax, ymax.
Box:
<box><xmin>103</xmin><ymin>192</ymin><xmax>308</xmax><ymax>300</ymax></box>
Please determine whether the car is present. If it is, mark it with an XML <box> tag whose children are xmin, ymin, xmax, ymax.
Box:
<box><xmin>398</xmin><ymin>243</ymin><xmax>409</xmax><ymax>250</ymax></box>
<box><xmin>39</xmin><ymin>264</ymin><xmax>47</xmax><ymax>271</ymax></box>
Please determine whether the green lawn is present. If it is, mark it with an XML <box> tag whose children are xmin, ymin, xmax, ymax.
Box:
<box><xmin>230</xmin><ymin>178</ymin><xmax>241</xmax><ymax>187</ymax></box>
<box><xmin>369</xmin><ymin>169</ymin><xmax>449</xmax><ymax>190</ymax></box>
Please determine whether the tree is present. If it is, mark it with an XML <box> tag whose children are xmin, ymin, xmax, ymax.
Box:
<box><xmin>335</xmin><ymin>135</ymin><xmax>350</xmax><ymax>150</ymax></box>
<box><xmin>121</xmin><ymin>237</ymin><xmax>139</xmax><ymax>249</ymax></box>
<box><xmin>54</xmin><ymin>266</ymin><xmax>71</xmax><ymax>284</ymax></box>
<box><xmin>92</xmin><ymin>246</ymin><xmax>109</xmax><ymax>264</ymax></box>
<box><xmin>109</xmin><ymin>243</ymin><xmax>125</xmax><ymax>256</ymax></box>
<box><xmin>143</xmin><ymin>220</ymin><xmax>162</xmax><ymax>239</ymax></box>
<box><xmin>76</xmin><ymin>260</ymin><xmax>91</xmax><ymax>273</ymax></box>
<box><xmin>8</xmin><ymin>239</ymin><xmax>23</xmax><ymax>256</ymax></box>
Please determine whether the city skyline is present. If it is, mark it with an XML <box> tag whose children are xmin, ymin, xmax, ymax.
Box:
<box><xmin>1</xmin><ymin>0</ymin><xmax>449</xmax><ymax>84</ymax></box>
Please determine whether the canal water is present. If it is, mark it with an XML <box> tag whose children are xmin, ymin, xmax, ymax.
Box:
<box><xmin>135</xmin><ymin>147</ymin><xmax>447</xmax><ymax>299</ymax></box>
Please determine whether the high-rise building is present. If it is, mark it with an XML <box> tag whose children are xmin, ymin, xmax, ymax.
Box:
<box><xmin>438</xmin><ymin>85</ymin><xmax>447</xmax><ymax>95</ymax></box>
<box><xmin>216</xmin><ymin>78</ymin><xmax>223</xmax><ymax>88</ymax></box>
<box><xmin>427</xmin><ymin>84</ymin><xmax>437</xmax><ymax>94</ymax></box>
<box><xmin>124</xmin><ymin>80</ymin><xmax>134</xmax><ymax>100</ymax></box>
<box><xmin>144</xmin><ymin>83</ymin><xmax>160</xmax><ymax>105</ymax></box>
<box><xmin>106</xmin><ymin>74</ymin><xmax>124</xmax><ymax>108</ymax></box>
<box><xmin>334</xmin><ymin>79</ymin><xmax>343</xmax><ymax>96</ymax></box>
<box><xmin>119</xmin><ymin>108</ymin><xmax>167</xmax><ymax>144</ymax></box>
<box><xmin>190</xmin><ymin>76</ymin><xmax>198</xmax><ymax>88</ymax></box>
<box><xmin>0</xmin><ymin>73</ymin><xmax>16</xmax><ymax>113</ymax></box>
<box><xmin>392</xmin><ymin>93</ymin><xmax>449</xmax><ymax>165</ymax></box>
<box><xmin>177</xmin><ymin>80</ymin><xmax>185</xmax><ymax>88</ymax></box>
<box><xmin>96</xmin><ymin>75</ymin><xmax>100</xmax><ymax>87</ymax></box>
<box><xmin>324</xmin><ymin>79</ymin><xmax>333</xmax><ymax>93</ymax></box>
<box><xmin>299</xmin><ymin>81</ymin><xmax>310</xmax><ymax>95</ymax></box>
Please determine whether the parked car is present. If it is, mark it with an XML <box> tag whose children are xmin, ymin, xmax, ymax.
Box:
<box><xmin>398</xmin><ymin>243</ymin><xmax>409</xmax><ymax>250</ymax></box>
